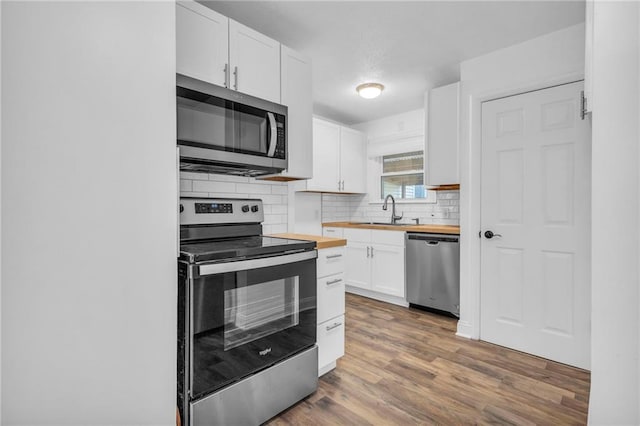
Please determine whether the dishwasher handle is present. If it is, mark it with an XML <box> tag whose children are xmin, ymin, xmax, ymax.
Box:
<box><xmin>407</xmin><ymin>233</ymin><xmax>459</xmax><ymax>244</ymax></box>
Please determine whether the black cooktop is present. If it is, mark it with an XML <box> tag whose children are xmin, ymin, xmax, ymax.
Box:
<box><xmin>180</xmin><ymin>236</ymin><xmax>315</xmax><ymax>264</ymax></box>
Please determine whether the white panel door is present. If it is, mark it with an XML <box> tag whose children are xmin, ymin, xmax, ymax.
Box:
<box><xmin>176</xmin><ymin>1</ymin><xmax>228</xmax><ymax>87</ymax></box>
<box><xmin>307</xmin><ymin>119</ymin><xmax>341</xmax><ymax>192</ymax></box>
<box><xmin>229</xmin><ymin>20</ymin><xmax>280</xmax><ymax>103</ymax></box>
<box><xmin>340</xmin><ymin>127</ymin><xmax>367</xmax><ymax>193</ymax></box>
<box><xmin>480</xmin><ymin>81</ymin><xmax>591</xmax><ymax>369</ymax></box>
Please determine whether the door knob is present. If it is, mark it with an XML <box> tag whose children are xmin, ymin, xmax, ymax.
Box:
<box><xmin>484</xmin><ymin>230</ymin><xmax>502</xmax><ymax>239</ymax></box>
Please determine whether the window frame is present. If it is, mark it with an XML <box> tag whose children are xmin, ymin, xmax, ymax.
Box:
<box><xmin>367</xmin><ymin>150</ymin><xmax>436</xmax><ymax>204</ymax></box>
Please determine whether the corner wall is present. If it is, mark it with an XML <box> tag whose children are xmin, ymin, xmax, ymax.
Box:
<box><xmin>2</xmin><ymin>3</ymin><xmax>176</xmax><ymax>424</ymax></box>
<box><xmin>588</xmin><ymin>2</ymin><xmax>640</xmax><ymax>423</ymax></box>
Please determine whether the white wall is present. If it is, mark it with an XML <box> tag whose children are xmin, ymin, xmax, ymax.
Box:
<box><xmin>588</xmin><ymin>2</ymin><xmax>640</xmax><ymax>423</ymax></box>
<box><xmin>180</xmin><ymin>172</ymin><xmax>289</xmax><ymax>234</ymax></box>
<box><xmin>457</xmin><ymin>23</ymin><xmax>585</xmax><ymax>339</ymax></box>
<box><xmin>2</xmin><ymin>3</ymin><xmax>176</xmax><ymax>424</ymax></box>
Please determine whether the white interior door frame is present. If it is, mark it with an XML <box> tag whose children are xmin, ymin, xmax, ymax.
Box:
<box><xmin>457</xmin><ymin>70</ymin><xmax>585</xmax><ymax>340</ymax></box>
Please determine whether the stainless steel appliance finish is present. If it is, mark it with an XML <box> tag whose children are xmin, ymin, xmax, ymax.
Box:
<box><xmin>177</xmin><ymin>197</ymin><xmax>317</xmax><ymax>425</ymax></box>
<box><xmin>191</xmin><ymin>345</ymin><xmax>318</xmax><ymax>426</ymax></box>
<box><xmin>177</xmin><ymin>74</ymin><xmax>288</xmax><ymax>177</ymax></box>
<box><xmin>406</xmin><ymin>233</ymin><xmax>460</xmax><ymax>316</ymax></box>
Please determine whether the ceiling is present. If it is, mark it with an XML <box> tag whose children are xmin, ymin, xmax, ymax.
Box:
<box><xmin>202</xmin><ymin>1</ymin><xmax>585</xmax><ymax>125</ymax></box>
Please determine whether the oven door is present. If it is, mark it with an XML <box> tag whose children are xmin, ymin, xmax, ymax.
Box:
<box><xmin>188</xmin><ymin>251</ymin><xmax>316</xmax><ymax>400</ymax></box>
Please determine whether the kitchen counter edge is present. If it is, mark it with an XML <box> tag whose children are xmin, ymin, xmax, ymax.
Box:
<box><xmin>322</xmin><ymin>222</ymin><xmax>460</xmax><ymax>235</ymax></box>
<box><xmin>269</xmin><ymin>233</ymin><xmax>347</xmax><ymax>250</ymax></box>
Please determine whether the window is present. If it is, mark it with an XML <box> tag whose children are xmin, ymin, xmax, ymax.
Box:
<box><xmin>379</xmin><ymin>151</ymin><xmax>429</xmax><ymax>201</ymax></box>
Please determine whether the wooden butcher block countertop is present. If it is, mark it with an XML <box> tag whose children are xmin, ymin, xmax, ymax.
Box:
<box><xmin>322</xmin><ymin>221</ymin><xmax>460</xmax><ymax>235</ymax></box>
<box><xmin>270</xmin><ymin>233</ymin><xmax>347</xmax><ymax>250</ymax></box>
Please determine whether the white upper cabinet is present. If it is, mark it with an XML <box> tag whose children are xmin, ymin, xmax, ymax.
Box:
<box><xmin>339</xmin><ymin>127</ymin><xmax>367</xmax><ymax>193</ymax></box>
<box><xmin>228</xmin><ymin>20</ymin><xmax>281</xmax><ymax>103</ymax></box>
<box><xmin>307</xmin><ymin>119</ymin><xmax>341</xmax><ymax>191</ymax></box>
<box><xmin>278</xmin><ymin>46</ymin><xmax>313</xmax><ymax>179</ymax></box>
<box><xmin>425</xmin><ymin>82</ymin><xmax>460</xmax><ymax>186</ymax></box>
<box><xmin>176</xmin><ymin>1</ymin><xmax>228</xmax><ymax>87</ymax></box>
<box><xmin>303</xmin><ymin>118</ymin><xmax>366</xmax><ymax>193</ymax></box>
<box><xmin>176</xmin><ymin>1</ymin><xmax>281</xmax><ymax>103</ymax></box>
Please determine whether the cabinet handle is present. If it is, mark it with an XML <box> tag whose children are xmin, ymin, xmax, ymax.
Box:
<box><xmin>223</xmin><ymin>63</ymin><xmax>229</xmax><ymax>88</ymax></box>
<box><xmin>326</xmin><ymin>254</ymin><xmax>342</xmax><ymax>259</ymax></box>
<box><xmin>371</xmin><ymin>246</ymin><xmax>374</xmax><ymax>258</ymax></box>
<box><xmin>325</xmin><ymin>229</ymin><xmax>335</xmax><ymax>233</ymax></box>
<box><xmin>341</xmin><ymin>180</ymin><xmax>345</xmax><ymax>191</ymax></box>
<box><xmin>326</xmin><ymin>278</ymin><xmax>342</xmax><ymax>286</ymax></box>
<box><xmin>233</xmin><ymin>66</ymin><xmax>238</xmax><ymax>90</ymax></box>
<box><xmin>326</xmin><ymin>322</ymin><xmax>343</xmax><ymax>331</ymax></box>
<box><xmin>366</xmin><ymin>246</ymin><xmax>370</xmax><ymax>258</ymax></box>
<box><xmin>337</xmin><ymin>181</ymin><xmax>341</xmax><ymax>191</ymax></box>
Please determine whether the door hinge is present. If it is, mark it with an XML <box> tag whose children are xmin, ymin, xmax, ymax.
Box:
<box><xmin>580</xmin><ymin>90</ymin><xmax>589</xmax><ymax>120</ymax></box>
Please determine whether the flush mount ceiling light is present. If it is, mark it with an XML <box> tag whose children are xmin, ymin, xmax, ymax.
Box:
<box><xmin>356</xmin><ymin>82</ymin><xmax>384</xmax><ymax>99</ymax></box>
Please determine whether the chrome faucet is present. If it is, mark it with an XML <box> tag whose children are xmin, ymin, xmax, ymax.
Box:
<box><xmin>382</xmin><ymin>194</ymin><xmax>403</xmax><ymax>224</ymax></box>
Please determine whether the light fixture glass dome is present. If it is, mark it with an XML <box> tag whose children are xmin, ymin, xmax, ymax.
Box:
<box><xmin>356</xmin><ymin>82</ymin><xmax>384</xmax><ymax>99</ymax></box>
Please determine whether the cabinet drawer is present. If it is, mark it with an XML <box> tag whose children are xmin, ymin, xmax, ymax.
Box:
<box><xmin>317</xmin><ymin>246</ymin><xmax>345</xmax><ymax>278</ymax></box>
<box><xmin>317</xmin><ymin>273</ymin><xmax>345</xmax><ymax>324</ymax></box>
<box><xmin>322</xmin><ymin>227</ymin><xmax>343</xmax><ymax>238</ymax></box>
<box><xmin>371</xmin><ymin>229</ymin><xmax>405</xmax><ymax>246</ymax></box>
<box><xmin>317</xmin><ymin>315</ymin><xmax>345</xmax><ymax>369</ymax></box>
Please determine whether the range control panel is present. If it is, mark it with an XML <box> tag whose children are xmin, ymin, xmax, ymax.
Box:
<box><xmin>195</xmin><ymin>202</ymin><xmax>233</xmax><ymax>214</ymax></box>
<box><xmin>180</xmin><ymin>197</ymin><xmax>264</xmax><ymax>225</ymax></box>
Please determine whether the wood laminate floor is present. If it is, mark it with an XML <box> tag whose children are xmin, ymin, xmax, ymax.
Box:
<box><xmin>267</xmin><ymin>293</ymin><xmax>590</xmax><ymax>425</ymax></box>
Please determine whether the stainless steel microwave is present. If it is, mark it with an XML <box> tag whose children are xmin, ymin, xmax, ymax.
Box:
<box><xmin>176</xmin><ymin>74</ymin><xmax>287</xmax><ymax>176</ymax></box>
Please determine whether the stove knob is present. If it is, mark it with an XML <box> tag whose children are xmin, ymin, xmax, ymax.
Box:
<box><xmin>241</xmin><ymin>205</ymin><xmax>250</xmax><ymax>213</ymax></box>
<box><xmin>251</xmin><ymin>205</ymin><xmax>259</xmax><ymax>213</ymax></box>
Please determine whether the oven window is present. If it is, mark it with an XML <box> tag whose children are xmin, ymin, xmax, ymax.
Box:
<box><xmin>224</xmin><ymin>277</ymin><xmax>299</xmax><ymax>350</ymax></box>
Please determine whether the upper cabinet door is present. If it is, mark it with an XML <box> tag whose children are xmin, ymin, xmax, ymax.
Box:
<box><xmin>229</xmin><ymin>20</ymin><xmax>280</xmax><ymax>103</ymax></box>
<box><xmin>176</xmin><ymin>1</ymin><xmax>229</xmax><ymax>87</ymax></box>
<box><xmin>425</xmin><ymin>82</ymin><xmax>460</xmax><ymax>186</ymax></box>
<box><xmin>307</xmin><ymin>118</ymin><xmax>341</xmax><ymax>192</ymax></box>
<box><xmin>339</xmin><ymin>127</ymin><xmax>366</xmax><ymax>193</ymax></box>
<box><xmin>280</xmin><ymin>46</ymin><xmax>313</xmax><ymax>179</ymax></box>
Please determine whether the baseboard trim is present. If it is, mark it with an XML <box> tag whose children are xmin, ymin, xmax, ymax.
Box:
<box><xmin>456</xmin><ymin>320</ymin><xmax>474</xmax><ymax>339</ymax></box>
<box><xmin>345</xmin><ymin>286</ymin><xmax>409</xmax><ymax>307</ymax></box>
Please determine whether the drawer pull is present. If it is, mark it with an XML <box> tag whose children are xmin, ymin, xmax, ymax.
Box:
<box><xmin>326</xmin><ymin>278</ymin><xmax>343</xmax><ymax>286</ymax></box>
<box><xmin>326</xmin><ymin>322</ymin><xmax>343</xmax><ymax>331</ymax></box>
<box><xmin>325</xmin><ymin>229</ymin><xmax>335</xmax><ymax>233</ymax></box>
<box><xmin>326</xmin><ymin>254</ymin><xmax>343</xmax><ymax>259</ymax></box>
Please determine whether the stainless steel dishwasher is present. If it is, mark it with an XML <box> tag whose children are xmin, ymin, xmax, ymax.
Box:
<box><xmin>405</xmin><ymin>233</ymin><xmax>460</xmax><ymax>316</ymax></box>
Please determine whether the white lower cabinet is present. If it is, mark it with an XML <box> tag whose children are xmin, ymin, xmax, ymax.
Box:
<box><xmin>316</xmin><ymin>246</ymin><xmax>346</xmax><ymax>376</ymax></box>
<box><xmin>317</xmin><ymin>315</ymin><xmax>345</xmax><ymax>373</ymax></box>
<box><xmin>344</xmin><ymin>229</ymin><xmax>406</xmax><ymax>300</ymax></box>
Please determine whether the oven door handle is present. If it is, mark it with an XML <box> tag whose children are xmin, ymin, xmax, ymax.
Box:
<box><xmin>196</xmin><ymin>250</ymin><xmax>317</xmax><ymax>276</ymax></box>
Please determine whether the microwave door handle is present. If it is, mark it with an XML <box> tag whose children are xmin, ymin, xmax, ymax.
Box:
<box><xmin>267</xmin><ymin>112</ymin><xmax>277</xmax><ymax>158</ymax></box>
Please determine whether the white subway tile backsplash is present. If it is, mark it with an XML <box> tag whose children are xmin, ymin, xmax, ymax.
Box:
<box><xmin>236</xmin><ymin>183</ymin><xmax>273</xmax><ymax>195</ymax></box>
<box><xmin>180</xmin><ymin>173</ymin><xmax>289</xmax><ymax>233</ymax></box>
<box><xmin>180</xmin><ymin>171</ymin><xmax>207</xmax><ymax>180</ymax></box>
<box><xmin>207</xmin><ymin>174</ymin><xmax>250</xmax><ymax>183</ymax></box>
<box><xmin>193</xmin><ymin>180</ymin><xmax>235</xmax><ymax>193</ymax></box>
<box><xmin>180</xmin><ymin>179</ymin><xmax>193</xmax><ymax>192</ymax></box>
<box><xmin>322</xmin><ymin>191</ymin><xmax>460</xmax><ymax>226</ymax></box>
<box><xmin>181</xmin><ymin>192</ymin><xmax>209</xmax><ymax>198</ymax></box>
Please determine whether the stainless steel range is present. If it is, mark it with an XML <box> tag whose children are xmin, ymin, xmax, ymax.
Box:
<box><xmin>177</xmin><ymin>197</ymin><xmax>318</xmax><ymax>426</ymax></box>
